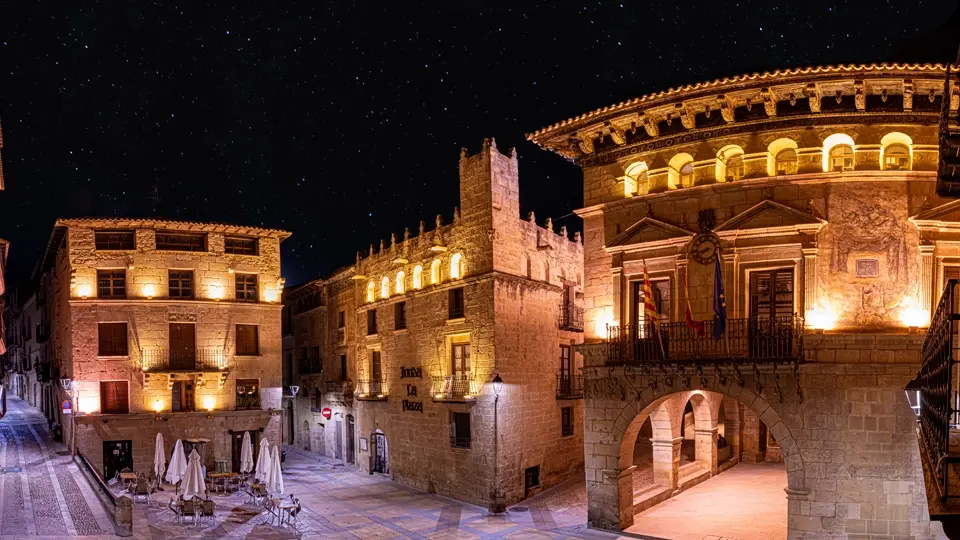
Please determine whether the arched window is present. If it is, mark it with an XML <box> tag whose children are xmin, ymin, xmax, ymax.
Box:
<box><xmin>412</xmin><ymin>265</ymin><xmax>423</xmax><ymax>290</ymax></box>
<box><xmin>679</xmin><ymin>162</ymin><xmax>694</xmax><ymax>187</ymax></box>
<box><xmin>883</xmin><ymin>144</ymin><xmax>910</xmax><ymax>171</ymax></box>
<box><xmin>450</xmin><ymin>253</ymin><xmax>463</xmax><ymax>280</ymax></box>
<box><xmin>366</xmin><ymin>280</ymin><xmax>375</xmax><ymax>303</ymax></box>
<box><xmin>717</xmin><ymin>145</ymin><xmax>745</xmax><ymax>182</ymax></box>
<box><xmin>395</xmin><ymin>271</ymin><xmax>405</xmax><ymax>294</ymax></box>
<box><xmin>381</xmin><ymin>277</ymin><xmax>390</xmax><ymax>299</ymax></box>
<box><xmin>775</xmin><ymin>149</ymin><xmax>798</xmax><ymax>175</ymax></box>
<box><xmin>667</xmin><ymin>153</ymin><xmax>694</xmax><ymax>189</ymax></box>
<box><xmin>623</xmin><ymin>162</ymin><xmax>649</xmax><ymax>197</ymax></box>
<box><xmin>542</xmin><ymin>261</ymin><xmax>550</xmax><ymax>282</ymax></box>
<box><xmin>430</xmin><ymin>259</ymin><xmax>441</xmax><ymax>285</ymax></box>
<box><xmin>829</xmin><ymin>145</ymin><xmax>854</xmax><ymax>171</ymax></box>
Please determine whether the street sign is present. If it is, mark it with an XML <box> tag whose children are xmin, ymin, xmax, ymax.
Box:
<box><xmin>321</xmin><ymin>407</ymin><xmax>332</xmax><ymax>419</ymax></box>
<box><xmin>62</xmin><ymin>400</ymin><xmax>72</xmax><ymax>415</ymax></box>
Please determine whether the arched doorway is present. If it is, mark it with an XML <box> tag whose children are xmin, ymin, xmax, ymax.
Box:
<box><xmin>345</xmin><ymin>415</ymin><xmax>355</xmax><ymax>464</ymax></box>
<box><xmin>372</xmin><ymin>429</ymin><xmax>388</xmax><ymax>474</ymax></box>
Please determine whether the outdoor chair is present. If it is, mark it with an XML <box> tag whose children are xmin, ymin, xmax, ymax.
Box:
<box><xmin>132</xmin><ymin>478</ymin><xmax>152</xmax><ymax>505</ymax></box>
<box><xmin>287</xmin><ymin>497</ymin><xmax>302</xmax><ymax>529</ymax></box>
<box><xmin>180</xmin><ymin>499</ymin><xmax>196</xmax><ymax>526</ymax></box>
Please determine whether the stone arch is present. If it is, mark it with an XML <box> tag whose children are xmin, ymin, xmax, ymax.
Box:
<box><xmin>821</xmin><ymin>132</ymin><xmax>856</xmax><ymax>172</ymax></box>
<box><xmin>768</xmin><ymin>137</ymin><xmax>799</xmax><ymax>176</ymax></box>
<box><xmin>667</xmin><ymin>152</ymin><xmax>694</xmax><ymax>189</ymax></box>
<box><xmin>880</xmin><ymin>131</ymin><xmax>913</xmax><ymax>171</ymax></box>
<box><xmin>623</xmin><ymin>161</ymin><xmax>649</xmax><ymax>197</ymax></box>
<box><xmin>715</xmin><ymin>144</ymin><xmax>745</xmax><ymax>182</ymax></box>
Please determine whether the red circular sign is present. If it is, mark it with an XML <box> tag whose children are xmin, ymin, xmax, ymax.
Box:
<box><xmin>321</xmin><ymin>407</ymin><xmax>332</xmax><ymax>419</ymax></box>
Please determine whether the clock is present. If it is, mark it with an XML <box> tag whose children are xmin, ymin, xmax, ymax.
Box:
<box><xmin>691</xmin><ymin>233</ymin><xmax>721</xmax><ymax>265</ymax></box>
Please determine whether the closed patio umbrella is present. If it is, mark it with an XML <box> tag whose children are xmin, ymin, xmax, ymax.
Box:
<box><xmin>181</xmin><ymin>449</ymin><xmax>206</xmax><ymax>501</ymax></box>
<box><xmin>240</xmin><ymin>432</ymin><xmax>254</xmax><ymax>474</ymax></box>
<box><xmin>153</xmin><ymin>433</ymin><xmax>166</xmax><ymax>489</ymax></box>
<box><xmin>165</xmin><ymin>439</ymin><xmax>188</xmax><ymax>486</ymax></box>
<box><xmin>254</xmin><ymin>439</ymin><xmax>271</xmax><ymax>482</ymax></box>
<box><xmin>266</xmin><ymin>445</ymin><xmax>284</xmax><ymax>496</ymax></box>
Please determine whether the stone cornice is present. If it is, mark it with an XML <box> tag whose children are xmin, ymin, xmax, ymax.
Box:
<box><xmin>55</xmin><ymin>217</ymin><xmax>291</xmax><ymax>240</ymax></box>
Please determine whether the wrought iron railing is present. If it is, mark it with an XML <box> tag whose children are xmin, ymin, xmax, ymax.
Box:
<box><xmin>356</xmin><ymin>379</ymin><xmax>387</xmax><ymax>399</ymax></box>
<box><xmin>298</xmin><ymin>357</ymin><xmax>323</xmax><ymax>374</ymax></box>
<box><xmin>450</xmin><ymin>434</ymin><xmax>471</xmax><ymax>449</ymax></box>
<box><xmin>431</xmin><ymin>374</ymin><xmax>477</xmax><ymax>401</ymax></box>
<box><xmin>140</xmin><ymin>348</ymin><xmax>227</xmax><ymax>372</ymax></box>
<box><xmin>919</xmin><ymin>279</ymin><xmax>960</xmax><ymax>501</ymax></box>
<box><xmin>556</xmin><ymin>372</ymin><xmax>583</xmax><ymax>399</ymax></box>
<box><xmin>606</xmin><ymin>315</ymin><xmax>804</xmax><ymax>365</ymax></box>
<box><xmin>558</xmin><ymin>304</ymin><xmax>584</xmax><ymax>332</ymax></box>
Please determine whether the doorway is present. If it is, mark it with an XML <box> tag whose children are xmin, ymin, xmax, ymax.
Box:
<box><xmin>103</xmin><ymin>440</ymin><xmax>133</xmax><ymax>480</ymax></box>
<box><xmin>372</xmin><ymin>430</ymin><xmax>388</xmax><ymax>474</ymax></box>
<box><xmin>335</xmin><ymin>419</ymin><xmax>343</xmax><ymax>460</ymax></box>
<box><xmin>169</xmin><ymin>323</ymin><xmax>196</xmax><ymax>370</ymax></box>
<box><xmin>346</xmin><ymin>415</ymin><xmax>355</xmax><ymax>464</ymax></box>
<box><xmin>286</xmin><ymin>401</ymin><xmax>295</xmax><ymax>445</ymax></box>
<box><xmin>231</xmin><ymin>430</ymin><xmax>258</xmax><ymax>473</ymax></box>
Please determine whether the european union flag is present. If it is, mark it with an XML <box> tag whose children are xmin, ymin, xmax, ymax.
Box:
<box><xmin>713</xmin><ymin>256</ymin><xmax>727</xmax><ymax>340</ymax></box>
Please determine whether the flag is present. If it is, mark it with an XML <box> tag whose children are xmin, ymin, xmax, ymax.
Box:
<box><xmin>642</xmin><ymin>261</ymin><xmax>658</xmax><ymax>328</ymax></box>
<box><xmin>683</xmin><ymin>267</ymin><xmax>704</xmax><ymax>335</ymax></box>
<box><xmin>713</xmin><ymin>255</ymin><xmax>727</xmax><ymax>340</ymax></box>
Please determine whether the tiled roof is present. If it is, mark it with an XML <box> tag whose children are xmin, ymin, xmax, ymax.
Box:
<box><xmin>54</xmin><ymin>217</ymin><xmax>292</xmax><ymax>239</ymax></box>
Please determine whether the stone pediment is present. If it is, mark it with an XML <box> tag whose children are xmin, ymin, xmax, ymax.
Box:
<box><xmin>714</xmin><ymin>200</ymin><xmax>823</xmax><ymax>234</ymax></box>
<box><xmin>910</xmin><ymin>200</ymin><xmax>960</xmax><ymax>226</ymax></box>
<box><xmin>607</xmin><ymin>217</ymin><xmax>694</xmax><ymax>249</ymax></box>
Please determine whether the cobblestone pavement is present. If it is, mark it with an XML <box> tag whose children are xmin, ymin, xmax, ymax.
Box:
<box><xmin>0</xmin><ymin>396</ymin><xmax>115</xmax><ymax>538</ymax></box>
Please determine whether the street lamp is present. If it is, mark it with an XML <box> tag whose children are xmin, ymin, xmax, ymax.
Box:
<box><xmin>290</xmin><ymin>385</ymin><xmax>300</xmax><ymax>397</ymax></box>
<box><xmin>489</xmin><ymin>372</ymin><xmax>505</xmax><ymax>514</ymax></box>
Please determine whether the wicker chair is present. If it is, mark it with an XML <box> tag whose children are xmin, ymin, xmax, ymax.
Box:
<box><xmin>132</xmin><ymin>478</ymin><xmax>152</xmax><ymax>504</ymax></box>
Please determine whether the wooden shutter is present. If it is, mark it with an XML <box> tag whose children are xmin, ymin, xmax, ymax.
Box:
<box><xmin>236</xmin><ymin>325</ymin><xmax>259</xmax><ymax>355</ymax></box>
<box><xmin>100</xmin><ymin>381</ymin><xmax>129</xmax><ymax>414</ymax></box>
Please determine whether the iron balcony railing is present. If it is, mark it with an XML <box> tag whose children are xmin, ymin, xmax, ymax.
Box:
<box><xmin>356</xmin><ymin>379</ymin><xmax>387</xmax><ymax>399</ymax></box>
<box><xmin>556</xmin><ymin>372</ymin><xmax>583</xmax><ymax>399</ymax></box>
<box><xmin>919</xmin><ymin>279</ymin><xmax>960</xmax><ymax>501</ymax></box>
<box><xmin>558</xmin><ymin>304</ymin><xmax>585</xmax><ymax>332</ymax></box>
<box><xmin>606</xmin><ymin>315</ymin><xmax>804</xmax><ymax>365</ymax></box>
<box><xmin>325</xmin><ymin>379</ymin><xmax>354</xmax><ymax>395</ymax></box>
<box><xmin>298</xmin><ymin>357</ymin><xmax>323</xmax><ymax>375</ymax></box>
<box><xmin>431</xmin><ymin>374</ymin><xmax>477</xmax><ymax>401</ymax></box>
<box><xmin>140</xmin><ymin>347</ymin><xmax>228</xmax><ymax>372</ymax></box>
<box><xmin>450</xmin><ymin>434</ymin><xmax>471</xmax><ymax>449</ymax></box>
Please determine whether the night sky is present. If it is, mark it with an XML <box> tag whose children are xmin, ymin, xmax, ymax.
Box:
<box><xmin>1</xmin><ymin>1</ymin><xmax>958</xmax><ymax>288</ymax></box>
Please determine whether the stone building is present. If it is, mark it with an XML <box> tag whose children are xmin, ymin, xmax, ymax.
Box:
<box><xmin>0</xmin><ymin>119</ymin><xmax>9</xmax><ymax>417</ymax></box>
<box><xmin>37</xmin><ymin>217</ymin><xmax>290</xmax><ymax>481</ymax></box>
<box><xmin>284</xmin><ymin>141</ymin><xmax>586</xmax><ymax>509</ymax></box>
<box><xmin>528</xmin><ymin>63</ymin><xmax>959</xmax><ymax>538</ymax></box>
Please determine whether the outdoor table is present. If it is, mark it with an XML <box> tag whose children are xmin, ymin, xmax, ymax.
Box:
<box><xmin>207</xmin><ymin>472</ymin><xmax>239</xmax><ymax>493</ymax></box>
<box><xmin>119</xmin><ymin>472</ymin><xmax>138</xmax><ymax>492</ymax></box>
<box><xmin>265</xmin><ymin>498</ymin><xmax>296</xmax><ymax>527</ymax></box>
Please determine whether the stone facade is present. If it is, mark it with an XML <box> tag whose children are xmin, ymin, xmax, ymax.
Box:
<box><xmin>284</xmin><ymin>140</ymin><xmax>586</xmax><ymax>509</ymax></box>
<box><xmin>38</xmin><ymin>218</ymin><xmax>290</xmax><ymax>480</ymax></box>
<box><xmin>528</xmin><ymin>63</ymin><xmax>957</xmax><ymax>538</ymax></box>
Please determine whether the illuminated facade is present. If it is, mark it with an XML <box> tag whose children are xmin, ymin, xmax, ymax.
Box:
<box><xmin>39</xmin><ymin>218</ymin><xmax>289</xmax><ymax>479</ymax></box>
<box><xmin>285</xmin><ymin>141</ymin><xmax>585</xmax><ymax>508</ymax></box>
<box><xmin>529</xmin><ymin>63</ymin><xmax>959</xmax><ymax>538</ymax></box>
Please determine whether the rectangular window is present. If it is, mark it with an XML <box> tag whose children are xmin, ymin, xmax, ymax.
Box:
<box><xmin>338</xmin><ymin>311</ymin><xmax>345</xmax><ymax>329</ymax></box>
<box><xmin>171</xmin><ymin>381</ymin><xmax>195</xmax><ymax>412</ymax></box>
<box><xmin>395</xmin><ymin>302</ymin><xmax>407</xmax><ymax>330</ymax></box>
<box><xmin>367</xmin><ymin>309</ymin><xmax>377</xmax><ymax>335</ymax></box>
<box><xmin>94</xmin><ymin>230</ymin><xmax>135</xmax><ymax>250</ymax></box>
<box><xmin>169</xmin><ymin>323</ymin><xmax>197</xmax><ymax>370</ymax></box>
<box><xmin>448</xmin><ymin>287</ymin><xmax>465</xmax><ymax>319</ymax></box>
<box><xmin>97</xmin><ymin>270</ymin><xmax>126</xmax><ymax>299</ymax></box>
<box><xmin>632</xmin><ymin>278</ymin><xmax>672</xmax><ymax>327</ymax></box>
<box><xmin>156</xmin><ymin>232</ymin><xmax>206</xmax><ymax>252</ymax></box>
<box><xmin>561</xmin><ymin>407</ymin><xmax>574</xmax><ymax>437</ymax></box>
<box><xmin>235</xmin><ymin>274</ymin><xmax>258</xmax><ymax>302</ymax></box>
<box><xmin>236</xmin><ymin>379</ymin><xmax>261</xmax><ymax>410</ymax></box>
<box><xmin>236</xmin><ymin>325</ymin><xmax>260</xmax><ymax>356</ymax></box>
<box><xmin>452</xmin><ymin>342</ymin><xmax>470</xmax><ymax>376</ymax></box>
<box><xmin>312</xmin><ymin>387</ymin><xmax>321</xmax><ymax>412</ymax></box>
<box><xmin>749</xmin><ymin>268</ymin><xmax>794</xmax><ymax>320</ymax></box>
<box><xmin>168</xmin><ymin>270</ymin><xmax>194</xmax><ymax>299</ymax></box>
<box><xmin>451</xmin><ymin>412</ymin><xmax>471</xmax><ymax>448</ymax></box>
<box><xmin>371</xmin><ymin>350</ymin><xmax>382</xmax><ymax>381</ymax></box>
<box><xmin>339</xmin><ymin>354</ymin><xmax>348</xmax><ymax>381</ymax></box>
<box><xmin>98</xmin><ymin>323</ymin><xmax>128</xmax><ymax>356</ymax></box>
<box><xmin>525</xmin><ymin>465</ymin><xmax>541</xmax><ymax>491</ymax></box>
<box><xmin>224</xmin><ymin>236</ymin><xmax>258</xmax><ymax>255</ymax></box>
<box><xmin>100</xmin><ymin>381</ymin><xmax>129</xmax><ymax>414</ymax></box>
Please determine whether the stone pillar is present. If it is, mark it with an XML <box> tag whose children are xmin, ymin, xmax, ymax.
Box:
<box><xmin>695</xmin><ymin>427</ymin><xmax>719</xmax><ymax>475</ymax></box>
<box><xmin>920</xmin><ymin>244</ymin><xmax>934</xmax><ymax>313</ymax></box>
<box><xmin>651</xmin><ymin>437</ymin><xmax>682</xmax><ymax>493</ymax></box>
<box><xmin>588</xmin><ymin>466</ymin><xmax>636</xmax><ymax>531</ymax></box>
<box><xmin>722</xmin><ymin>252</ymin><xmax>737</xmax><ymax>318</ymax></box>
<box><xmin>612</xmin><ymin>264</ymin><xmax>624</xmax><ymax>327</ymax></box>
<box><xmin>725</xmin><ymin>418</ymin><xmax>741</xmax><ymax>462</ymax></box>
<box><xmin>676</xmin><ymin>256</ymin><xmax>688</xmax><ymax>319</ymax></box>
<box><xmin>802</xmin><ymin>247</ymin><xmax>818</xmax><ymax>313</ymax></box>
<box><xmin>741</xmin><ymin>408</ymin><xmax>761</xmax><ymax>463</ymax></box>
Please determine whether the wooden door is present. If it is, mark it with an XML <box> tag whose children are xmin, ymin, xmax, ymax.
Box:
<box><xmin>103</xmin><ymin>440</ymin><xmax>133</xmax><ymax>480</ymax></box>
<box><xmin>334</xmin><ymin>420</ymin><xmax>343</xmax><ymax>460</ymax></box>
<box><xmin>346</xmin><ymin>415</ymin><xmax>355</xmax><ymax>464</ymax></box>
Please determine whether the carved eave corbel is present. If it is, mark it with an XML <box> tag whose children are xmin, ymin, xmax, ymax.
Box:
<box><xmin>903</xmin><ymin>79</ymin><xmax>914</xmax><ymax>111</ymax></box>
<box><xmin>718</xmin><ymin>95</ymin><xmax>735</xmax><ymax>123</ymax></box>
<box><xmin>951</xmin><ymin>81</ymin><xmax>960</xmax><ymax>112</ymax></box>
<box><xmin>805</xmin><ymin>83</ymin><xmax>821</xmax><ymax>113</ymax></box>
<box><xmin>761</xmin><ymin>88</ymin><xmax>777</xmax><ymax>116</ymax></box>
<box><xmin>854</xmin><ymin>80</ymin><xmax>866</xmax><ymax>111</ymax></box>
<box><xmin>640</xmin><ymin>112</ymin><xmax>659</xmax><ymax>137</ymax></box>
<box><xmin>605</xmin><ymin>121</ymin><xmax>627</xmax><ymax>146</ymax></box>
<box><xmin>573</xmin><ymin>132</ymin><xmax>595</xmax><ymax>154</ymax></box>
<box><xmin>677</xmin><ymin>103</ymin><xmax>696</xmax><ymax>129</ymax></box>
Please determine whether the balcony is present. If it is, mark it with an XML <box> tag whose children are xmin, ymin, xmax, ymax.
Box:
<box><xmin>430</xmin><ymin>375</ymin><xmax>477</xmax><ymax>402</ymax></box>
<box><xmin>140</xmin><ymin>347</ymin><xmax>228</xmax><ymax>372</ymax></box>
<box><xmin>298</xmin><ymin>357</ymin><xmax>323</xmax><ymax>375</ymax></box>
<box><xmin>605</xmin><ymin>316</ymin><xmax>804</xmax><ymax>366</ymax></box>
<box><xmin>558</xmin><ymin>304</ymin><xmax>584</xmax><ymax>332</ymax></box>
<box><xmin>450</xmin><ymin>434</ymin><xmax>471</xmax><ymax>449</ymax></box>
<box><xmin>556</xmin><ymin>372</ymin><xmax>583</xmax><ymax>399</ymax></box>
<box><xmin>355</xmin><ymin>379</ymin><xmax>387</xmax><ymax>401</ymax></box>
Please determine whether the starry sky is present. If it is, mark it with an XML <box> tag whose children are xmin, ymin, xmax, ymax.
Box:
<box><xmin>1</xmin><ymin>1</ymin><xmax>958</xmax><ymax>288</ymax></box>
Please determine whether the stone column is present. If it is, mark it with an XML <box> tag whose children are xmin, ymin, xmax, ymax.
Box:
<box><xmin>920</xmin><ymin>244</ymin><xmax>934</xmax><ymax>313</ymax></box>
<box><xmin>741</xmin><ymin>408</ymin><xmax>761</xmax><ymax>463</ymax></box>
<box><xmin>695</xmin><ymin>427</ymin><xmax>719</xmax><ymax>475</ymax></box>
<box><xmin>802</xmin><ymin>247</ymin><xmax>818</xmax><ymax>314</ymax></box>
<box><xmin>588</xmin><ymin>465</ymin><xmax>637</xmax><ymax>531</ymax></box>
<box><xmin>612</xmin><ymin>265</ymin><xmax>624</xmax><ymax>328</ymax></box>
<box><xmin>725</xmin><ymin>415</ymin><xmax>742</xmax><ymax>463</ymax></box>
<box><xmin>651</xmin><ymin>437</ymin><xmax>682</xmax><ymax>493</ymax></box>
<box><xmin>722</xmin><ymin>252</ymin><xmax>737</xmax><ymax>318</ymax></box>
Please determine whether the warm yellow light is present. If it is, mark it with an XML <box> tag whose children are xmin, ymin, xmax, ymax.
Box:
<box><xmin>209</xmin><ymin>284</ymin><xmax>224</xmax><ymax>301</ymax></box>
<box><xmin>153</xmin><ymin>399</ymin><xmax>164</xmax><ymax>413</ymax></box>
<box><xmin>78</xmin><ymin>395</ymin><xmax>99</xmax><ymax>414</ymax></box>
<box><xmin>806</xmin><ymin>307</ymin><xmax>837</xmax><ymax>331</ymax></box>
<box><xmin>203</xmin><ymin>396</ymin><xmax>216</xmax><ymax>411</ymax></box>
<box><xmin>264</xmin><ymin>289</ymin><xmax>278</xmax><ymax>303</ymax></box>
<box><xmin>900</xmin><ymin>303</ymin><xmax>930</xmax><ymax>329</ymax></box>
<box><xmin>595</xmin><ymin>308</ymin><xmax>618</xmax><ymax>339</ymax></box>
<box><xmin>143</xmin><ymin>283</ymin><xmax>156</xmax><ymax>299</ymax></box>
<box><xmin>463</xmin><ymin>394</ymin><xmax>473</xmax><ymax>399</ymax></box>
<box><xmin>450</xmin><ymin>253</ymin><xmax>463</xmax><ymax>280</ymax></box>
<box><xmin>435</xmin><ymin>394</ymin><xmax>443</xmax><ymax>399</ymax></box>
<box><xmin>376</xmin><ymin>393</ymin><xmax>385</xmax><ymax>398</ymax></box>
<box><xmin>77</xmin><ymin>283</ymin><xmax>92</xmax><ymax>299</ymax></box>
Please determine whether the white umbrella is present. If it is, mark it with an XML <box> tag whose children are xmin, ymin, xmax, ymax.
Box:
<box><xmin>165</xmin><ymin>439</ymin><xmax>188</xmax><ymax>485</ymax></box>
<box><xmin>254</xmin><ymin>439</ymin><xmax>271</xmax><ymax>482</ymax></box>
<box><xmin>239</xmin><ymin>432</ymin><xmax>254</xmax><ymax>474</ymax></box>
<box><xmin>266</xmin><ymin>445</ymin><xmax>284</xmax><ymax>496</ymax></box>
<box><xmin>153</xmin><ymin>433</ymin><xmax>166</xmax><ymax>487</ymax></box>
<box><xmin>181</xmin><ymin>449</ymin><xmax>206</xmax><ymax>501</ymax></box>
